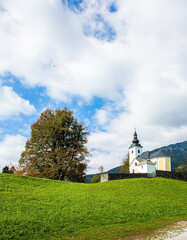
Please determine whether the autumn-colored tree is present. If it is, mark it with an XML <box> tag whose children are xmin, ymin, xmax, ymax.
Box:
<box><xmin>120</xmin><ymin>153</ymin><xmax>129</xmax><ymax>173</ymax></box>
<box><xmin>19</xmin><ymin>108</ymin><xmax>89</xmax><ymax>182</ymax></box>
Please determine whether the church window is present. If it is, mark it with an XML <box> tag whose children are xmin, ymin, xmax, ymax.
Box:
<box><xmin>135</xmin><ymin>162</ymin><xmax>137</xmax><ymax>166</ymax></box>
<box><xmin>138</xmin><ymin>150</ymin><xmax>140</xmax><ymax>153</ymax></box>
<box><xmin>132</xmin><ymin>150</ymin><xmax>133</xmax><ymax>153</ymax></box>
<box><xmin>141</xmin><ymin>166</ymin><xmax>143</xmax><ymax>169</ymax></box>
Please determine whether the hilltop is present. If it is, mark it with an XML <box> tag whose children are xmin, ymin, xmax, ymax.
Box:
<box><xmin>86</xmin><ymin>140</ymin><xmax>187</xmax><ymax>183</ymax></box>
<box><xmin>0</xmin><ymin>174</ymin><xmax>186</xmax><ymax>240</ymax></box>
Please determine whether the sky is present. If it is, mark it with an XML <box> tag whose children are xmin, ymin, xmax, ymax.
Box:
<box><xmin>0</xmin><ymin>0</ymin><xmax>187</xmax><ymax>174</ymax></box>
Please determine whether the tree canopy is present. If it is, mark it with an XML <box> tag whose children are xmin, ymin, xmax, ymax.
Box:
<box><xmin>19</xmin><ymin>108</ymin><xmax>89</xmax><ymax>182</ymax></box>
<box><xmin>120</xmin><ymin>153</ymin><xmax>129</xmax><ymax>173</ymax></box>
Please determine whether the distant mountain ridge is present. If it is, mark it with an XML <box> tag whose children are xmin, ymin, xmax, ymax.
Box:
<box><xmin>85</xmin><ymin>140</ymin><xmax>187</xmax><ymax>183</ymax></box>
<box><xmin>151</xmin><ymin>140</ymin><xmax>187</xmax><ymax>171</ymax></box>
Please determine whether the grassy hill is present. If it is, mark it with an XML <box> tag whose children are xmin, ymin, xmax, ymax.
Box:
<box><xmin>0</xmin><ymin>174</ymin><xmax>186</xmax><ymax>240</ymax></box>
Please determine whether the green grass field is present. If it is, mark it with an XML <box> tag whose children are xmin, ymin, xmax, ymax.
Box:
<box><xmin>0</xmin><ymin>174</ymin><xmax>186</xmax><ymax>240</ymax></box>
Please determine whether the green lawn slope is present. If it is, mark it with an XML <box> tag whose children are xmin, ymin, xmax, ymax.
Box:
<box><xmin>0</xmin><ymin>174</ymin><xmax>186</xmax><ymax>240</ymax></box>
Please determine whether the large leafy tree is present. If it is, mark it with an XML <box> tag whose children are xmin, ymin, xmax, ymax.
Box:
<box><xmin>19</xmin><ymin>108</ymin><xmax>89</xmax><ymax>182</ymax></box>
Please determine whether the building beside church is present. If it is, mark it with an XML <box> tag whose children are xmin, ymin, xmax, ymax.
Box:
<box><xmin>129</xmin><ymin>131</ymin><xmax>171</xmax><ymax>174</ymax></box>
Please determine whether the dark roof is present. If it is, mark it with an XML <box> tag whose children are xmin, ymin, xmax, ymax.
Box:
<box><xmin>150</xmin><ymin>150</ymin><xmax>170</xmax><ymax>158</ymax></box>
<box><xmin>129</xmin><ymin>143</ymin><xmax>143</xmax><ymax>148</ymax></box>
<box><xmin>137</xmin><ymin>151</ymin><xmax>150</xmax><ymax>160</ymax></box>
<box><xmin>129</xmin><ymin>130</ymin><xmax>143</xmax><ymax>149</ymax></box>
<box><xmin>137</xmin><ymin>149</ymin><xmax>171</xmax><ymax>160</ymax></box>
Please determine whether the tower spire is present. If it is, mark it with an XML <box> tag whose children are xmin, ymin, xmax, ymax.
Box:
<box><xmin>129</xmin><ymin>129</ymin><xmax>143</xmax><ymax>149</ymax></box>
<box><xmin>132</xmin><ymin>130</ymin><xmax>139</xmax><ymax>144</ymax></box>
<box><xmin>128</xmin><ymin>129</ymin><xmax>143</xmax><ymax>173</ymax></box>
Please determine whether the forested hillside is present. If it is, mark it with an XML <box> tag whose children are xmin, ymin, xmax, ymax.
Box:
<box><xmin>152</xmin><ymin>140</ymin><xmax>187</xmax><ymax>171</ymax></box>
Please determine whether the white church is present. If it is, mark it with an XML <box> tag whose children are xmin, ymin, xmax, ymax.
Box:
<box><xmin>129</xmin><ymin>130</ymin><xmax>171</xmax><ymax>174</ymax></box>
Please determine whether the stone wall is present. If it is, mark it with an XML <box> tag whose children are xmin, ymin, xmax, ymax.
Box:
<box><xmin>100</xmin><ymin>171</ymin><xmax>187</xmax><ymax>182</ymax></box>
<box><xmin>100</xmin><ymin>173</ymin><xmax>151</xmax><ymax>182</ymax></box>
<box><xmin>100</xmin><ymin>173</ymin><xmax>109</xmax><ymax>182</ymax></box>
<box><xmin>156</xmin><ymin>170</ymin><xmax>187</xmax><ymax>181</ymax></box>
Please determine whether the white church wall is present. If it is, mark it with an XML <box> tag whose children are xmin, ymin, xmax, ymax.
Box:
<box><xmin>137</xmin><ymin>164</ymin><xmax>155</xmax><ymax>174</ymax></box>
<box><xmin>130</xmin><ymin>159</ymin><xmax>139</xmax><ymax>173</ymax></box>
<box><xmin>137</xmin><ymin>164</ymin><xmax>147</xmax><ymax>173</ymax></box>
<box><xmin>129</xmin><ymin>146</ymin><xmax>142</xmax><ymax>165</ymax></box>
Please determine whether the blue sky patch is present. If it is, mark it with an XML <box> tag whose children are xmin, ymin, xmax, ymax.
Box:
<box><xmin>84</xmin><ymin>14</ymin><xmax>116</xmax><ymax>42</ymax></box>
<box><xmin>109</xmin><ymin>2</ymin><xmax>118</xmax><ymax>13</ymax></box>
<box><xmin>61</xmin><ymin>0</ymin><xmax>84</xmax><ymax>13</ymax></box>
<box><xmin>1</xmin><ymin>72</ymin><xmax>49</xmax><ymax>110</ymax></box>
<box><xmin>61</xmin><ymin>1</ymin><xmax>116</xmax><ymax>41</ymax></box>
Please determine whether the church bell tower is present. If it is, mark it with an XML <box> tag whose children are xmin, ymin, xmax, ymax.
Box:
<box><xmin>128</xmin><ymin>130</ymin><xmax>143</xmax><ymax>168</ymax></box>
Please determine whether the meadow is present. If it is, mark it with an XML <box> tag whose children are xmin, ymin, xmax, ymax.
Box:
<box><xmin>0</xmin><ymin>174</ymin><xmax>186</xmax><ymax>240</ymax></box>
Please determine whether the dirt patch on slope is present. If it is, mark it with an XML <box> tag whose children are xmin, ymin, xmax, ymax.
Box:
<box><xmin>118</xmin><ymin>220</ymin><xmax>187</xmax><ymax>240</ymax></box>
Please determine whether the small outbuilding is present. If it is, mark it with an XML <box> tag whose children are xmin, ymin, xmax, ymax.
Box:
<box><xmin>137</xmin><ymin>160</ymin><xmax>155</xmax><ymax>174</ymax></box>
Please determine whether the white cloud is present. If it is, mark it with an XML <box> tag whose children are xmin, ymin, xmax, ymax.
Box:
<box><xmin>0</xmin><ymin>0</ymin><xmax>187</xmax><ymax>173</ymax></box>
<box><xmin>86</xmin><ymin>0</ymin><xmax>187</xmax><ymax>172</ymax></box>
<box><xmin>0</xmin><ymin>0</ymin><xmax>130</xmax><ymax>101</ymax></box>
<box><xmin>94</xmin><ymin>104</ymin><xmax>117</xmax><ymax>126</ymax></box>
<box><xmin>0</xmin><ymin>85</ymin><xmax>36</xmax><ymax>120</ymax></box>
<box><xmin>95</xmin><ymin>109</ymin><xmax>109</xmax><ymax>126</ymax></box>
<box><xmin>0</xmin><ymin>134</ymin><xmax>26</xmax><ymax>170</ymax></box>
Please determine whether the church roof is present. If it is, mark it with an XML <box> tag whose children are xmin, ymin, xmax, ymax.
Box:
<box><xmin>129</xmin><ymin>130</ymin><xmax>143</xmax><ymax>149</ymax></box>
<box><xmin>137</xmin><ymin>160</ymin><xmax>155</xmax><ymax>166</ymax></box>
<box><xmin>129</xmin><ymin>143</ymin><xmax>143</xmax><ymax>148</ymax></box>
<box><xmin>137</xmin><ymin>149</ymin><xmax>170</xmax><ymax>160</ymax></box>
<box><xmin>150</xmin><ymin>150</ymin><xmax>170</xmax><ymax>158</ymax></box>
<box><xmin>137</xmin><ymin>151</ymin><xmax>150</xmax><ymax>160</ymax></box>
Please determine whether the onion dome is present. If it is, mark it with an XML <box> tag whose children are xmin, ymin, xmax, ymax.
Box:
<box><xmin>129</xmin><ymin>130</ymin><xmax>143</xmax><ymax>149</ymax></box>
